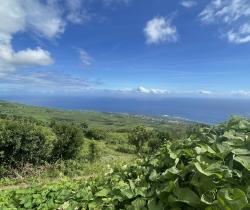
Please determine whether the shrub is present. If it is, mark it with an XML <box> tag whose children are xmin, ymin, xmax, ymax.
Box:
<box><xmin>147</xmin><ymin>138</ymin><xmax>161</xmax><ymax>153</ymax></box>
<box><xmin>0</xmin><ymin>119</ymin><xmax>56</xmax><ymax>167</ymax></box>
<box><xmin>80</xmin><ymin>122</ymin><xmax>88</xmax><ymax>129</ymax></box>
<box><xmin>85</xmin><ymin>128</ymin><xmax>106</xmax><ymax>140</ymax></box>
<box><xmin>51</xmin><ymin>122</ymin><xmax>84</xmax><ymax>160</ymax></box>
<box><xmin>156</xmin><ymin>131</ymin><xmax>171</xmax><ymax>142</ymax></box>
<box><xmin>128</xmin><ymin>126</ymin><xmax>152</xmax><ymax>152</ymax></box>
<box><xmin>148</xmin><ymin>131</ymin><xmax>171</xmax><ymax>153</ymax></box>
<box><xmin>88</xmin><ymin>141</ymin><xmax>98</xmax><ymax>162</ymax></box>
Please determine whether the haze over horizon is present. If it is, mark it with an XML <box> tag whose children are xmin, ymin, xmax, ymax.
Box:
<box><xmin>0</xmin><ymin>0</ymin><xmax>250</xmax><ymax>98</ymax></box>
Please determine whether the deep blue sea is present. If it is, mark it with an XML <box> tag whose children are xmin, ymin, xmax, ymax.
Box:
<box><xmin>2</xmin><ymin>96</ymin><xmax>250</xmax><ymax>124</ymax></box>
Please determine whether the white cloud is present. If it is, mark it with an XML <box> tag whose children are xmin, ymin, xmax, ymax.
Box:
<box><xmin>136</xmin><ymin>86</ymin><xmax>168</xmax><ymax>94</ymax></box>
<box><xmin>11</xmin><ymin>48</ymin><xmax>53</xmax><ymax>66</ymax></box>
<box><xmin>198</xmin><ymin>90</ymin><xmax>213</xmax><ymax>95</ymax></box>
<box><xmin>119</xmin><ymin>88</ymin><xmax>214</xmax><ymax>96</ymax></box>
<box><xmin>65</xmin><ymin>0</ymin><xmax>91</xmax><ymax>24</ymax></box>
<box><xmin>79</xmin><ymin>49</ymin><xmax>93</xmax><ymax>68</ymax></box>
<box><xmin>136</xmin><ymin>86</ymin><xmax>151</xmax><ymax>94</ymax></box>
<box><xmin>180</xmin><ymin>1</ymin><xmax>197</xmax><ymax>8</ymax></box>
<box><xmin>0</xmin><ymin>0</ymin><xmax>65</xmax><ymax>75</ymax></box>
<box><xmin>227</xmin><ymin>23</ymin><xmax>250</xmax><ymax>44</ymax></box>
<box><xmin>0</xmin><ymin>0</ymin><xmax>65</xmax><ymax>43</ymax></box>
<box><xmin>22</xmin><ymin>0</ymin><xmax>65</xmax><ymax>39</ymax></box>
<box><xmin>0</xmin><ymin>44</ymin><xmax>53</xmax><ymax>77</ymax></box>
<box><xmin>117</xmin><ymin>86</ymin><xmax>168</xmax><ymax>94</ymax></box>
<box><xmin>0</xmin><ymin>1</ymin><xmax>25</xmax><ymax>44</ymax></box>
<box><xmin>0</xmin><ymin>70</ymin><xmax>98</xmax><ymax>94</ymax></box>
<box><xmin>231</xmin><ymin>90</ymin><xmax>250</xmax><ymax>96</ymax></box>
<box><xmin>200</xmin><ymin>0</ymin><xmax>250</xmax><ymax>24</ymax></box>
<box><xmin>66</xmin><ymin>0</ymin><xmax>82</xmax><ymax>23</ymax></box>
<box><xmin>144</xmin><ymin>17</ymin><xmax>178</xmax><ymax>44</ymax></box>
<box><xmin>200</xmin><ymin>0</ymin><xmax>250</xmax><ymax>43</ymax></box>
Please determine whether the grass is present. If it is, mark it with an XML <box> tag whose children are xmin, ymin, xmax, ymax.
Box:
<box><xmin>0</xmin><ymin>136</ymin><xmax>136</xmax><ymax>188</ymax></box>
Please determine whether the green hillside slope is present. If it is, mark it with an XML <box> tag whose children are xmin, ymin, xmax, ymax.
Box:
<box><xmin>0</xmin><ymin>100</ymin><xmax>191</xmax><ymax>131</ymax></box>
<box><xmin>1</xmin><ymin>116</ymin><xmax>250</xmax><ymax>209</ymax></box>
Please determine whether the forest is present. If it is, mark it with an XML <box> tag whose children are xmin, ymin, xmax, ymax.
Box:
<box><xmin>0</xmin><ymin>101</ymin><xmax>249</xmax><ymax>209</ymax></box>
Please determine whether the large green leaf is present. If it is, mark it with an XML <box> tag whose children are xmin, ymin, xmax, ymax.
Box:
<box><xmin>217</xmin><ymin>188</ymin><xmax>248</xmax><ymax>210</ymax></box>
<box><xmin>232</xmin><ymin>149</ymin><xmax>250</xmax><ymax>155</ymax></box>
<box><xmin>234</xmin><ymin>156</ymin><xmax>250</xmax><ymax>171</ymax></box>
<box><xmin>95</xmin><ymin>188</ymin><xmax>109</xmax><ymax>197</ymax></box>
<box><xmin>168</xmin><ymin>185</ymin><xmax>201</xmax><ymax>207</ymax></box>
<box><xmin>194</xmin><ymin>161</ymin><xmax>223</xmax><ymax>178</ymax></box>
<box><xmin>131</xmin><ymin>198</ymin><xmax>146</xmax><ymax>209</ymax></box>
<box><xmin>147</xmin><ymin>198</ymin><xmax>164</xmax><ymax>210</ymax></box>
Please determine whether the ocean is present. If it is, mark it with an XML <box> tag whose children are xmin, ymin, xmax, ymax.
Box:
<box><xmin>2</xmin><ymin>96</ymin><xmax>250</xmax><ymax>124</ymax></box>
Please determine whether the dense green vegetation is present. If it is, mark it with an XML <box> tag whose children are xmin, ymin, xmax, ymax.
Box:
<box><xmin>128</xmin><ymin>126</ymin><xmax>152</xmax><ymax>153</ymax></box>
<box><xmin>0</xmin><ymin>101</ymin><xmax>189</xmax><ymax>185</ymax></box>
<box><xmin>0</xmin><ymin>119</ymin><xmax>57</xmax><ymax>166</ymax></box>
<box><xmin>1</xmin><ymin>116</ymin><xmax>250</xmax><ymax>209</ymax></box>
<box><xmin>50</xmin><ymin>122</ymin><xmax>84</xmax><ymax>160</ymax></box>
<box><xmin>0</xmin><ymin>100</ymin><xmax>190</xmax><ymax>178</ymax></box>
<box><xmin>3</xmin><ymin>101</ymin><xmax>250</xmax><ymax>209</ymax></box>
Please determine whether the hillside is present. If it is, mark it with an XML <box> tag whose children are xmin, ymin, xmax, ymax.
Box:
<box><xmin>1</xmin><ymin>116</ymin><xmax>250</xmax><ymax>209</ymax></box>
<box><xmin>0</xmin><ymin>100</ymin><xmax>193</xmax><ymax>202</ymax></box>
<box><xmin>0</xmin><ymin>100</ymin><xmax>191</xmax><ymax>131</ymax></box>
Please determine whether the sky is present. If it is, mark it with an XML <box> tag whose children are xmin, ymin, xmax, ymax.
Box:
<box><xmin>0</xmin><ymin>0</ymin><xmax>250</xmax><ymax>98</ymax></box>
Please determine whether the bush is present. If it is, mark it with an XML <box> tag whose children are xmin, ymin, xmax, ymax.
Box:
<box><xmin>0</xmin><ymin>119</ymin><xmax>56</xmax><ymax>167</ymax></box>
<box><xmin>147</xmin><ymin>138</ymin><xmax>161</xmax><ymax>153</ymax></box>
<box><xmin>156</xmin><ymin>131</ymin><xmax>171</xmax><ymax>142</ymax></box>
<box><xmin>88</xmin><ymin>141</ymin><xmax>99</xmax><ymax>162</ymax></box>
<box><xmin>51</xmin><ymin>122</ymin><xmax>84</xmax><ymax>160</ymax></box>
<box><xmin>147</xmin><ymin>131</ymin><xmax>171</xmax><ymax>153</ymax></box>
<box><xmin>128</xmin><ymin>126</ymin><xmax>151</xmax><ymax>152</ymax></box>
<box><xmin>80</xmin><ymin>122</ymin><xmax>88</xmax><ymax>129</ymax></box>
<box><xmin>85</xmin><ymin>128</ymin><xmax>106</xmax><ymax>140</ymax></box>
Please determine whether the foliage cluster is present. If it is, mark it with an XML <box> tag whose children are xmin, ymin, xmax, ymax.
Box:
<box><xmin>1</xmin><ymin>117</ymin><xmax>250</xmax><ymax>209</ymax></box>
<box><xmin>0</xmin><ymin>119</ymin><xmax>84</xmax><ymax>170</ymax></box>
<box><xmin>128</xmin><ymin>126</ymin><xmax>170</xmax><ymax>153</ymax></box>
<box><xmin>0</xmin><ymin>119</ymin><xmax>56</xmax><ymax>167</ymax></box>
<box><xmin>85</xmin><ymin>128</ymin><xmax>107</xmax><ymax>140</ymax></box>
<box><xmin>128</xmin><ymin>126</ymin><xmax>152</xmax><ymax>152</ymax></box>
<box><xmin>51</xmin><ymin>122</ymin><xmax>84</xmax><ymax>160</ymax></box>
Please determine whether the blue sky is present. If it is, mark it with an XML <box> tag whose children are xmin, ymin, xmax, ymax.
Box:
<box><xmin>1</xmin><ymin>0</ymin><xmax>250</xmax><ymax>97</ymax></box>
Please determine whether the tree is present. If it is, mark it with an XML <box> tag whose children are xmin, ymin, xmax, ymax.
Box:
<box><xmin>128</xmin><ymin>126</ymin><xmax>151</xmax><ymax>153</ymax></box>
<box><xmin>51</xmin><ymin>122</ymin><xmax>84</xmax><ymax>160</ymax></box>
